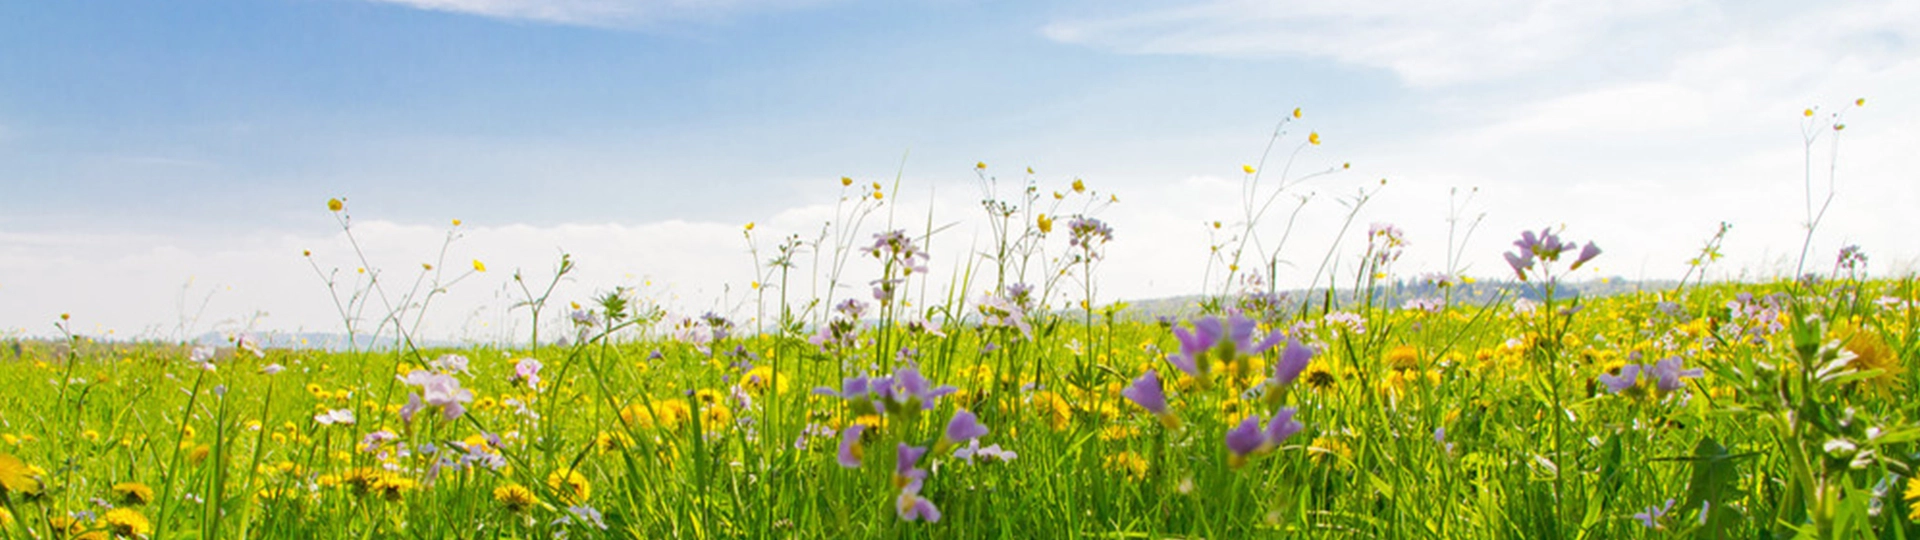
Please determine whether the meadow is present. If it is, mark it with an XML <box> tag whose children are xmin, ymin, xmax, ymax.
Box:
<box><xmin>3</xmin><ymin>106</ymin><xmax>1916</xmax><ymax>539</ymax></box>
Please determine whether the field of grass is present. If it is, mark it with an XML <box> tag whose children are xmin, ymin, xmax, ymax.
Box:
<box><xmin>3</xmin><ymin>110</ymin><xmax>1914</xmax><ymax>539</ymax></box>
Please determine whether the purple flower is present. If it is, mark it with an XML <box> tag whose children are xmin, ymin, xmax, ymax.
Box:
<box><xmin>1225</xmin><ymin>415</ymin><xmax>1266</xmax><ymax>467</ymax></box>
<box><xmin>1634</xmin><ymin>499</ymin><xmax>1674</xmax><ymax>529</ymax></box>
<box><xmin>1165</xmin><ymin>313</ymin><xmax>1284</xmax><ymax>383</ymax></box>
<box><xmin>896</xmin><ymin>490</ymin><xmax>942</xmax><ymax>523</ymax></box>
<box><xmin>941</xmin><ymin>410</ymin><xmax>989</xmax><ymax>447</ymax></box>
<box><xmin>1597</xmin><ymin>364</ymin><xmax>1642</xmax><ymax>394</ymax></box>
<box><xmin>894</xmin><ymin>443</ymin><xmax>928</xmax><ymax>489</ymax></box>
<box><xmin>398</xmin><ymin>370</ymin><xmax>473</xmax><ymax>424</ymax></box>
<box><xmin>511</xmin><ymin>357</ymin><xmax>543</xmax><ymax>389</ymax></box>
<box><xmin>1263</xmin><ymin>407</ymin><xmax>1302</xmax><ymax>447</ymax></box>
<box><xmin>1648</xmin><ymin>356</ymin><xmax>1702</xmax><ymax>394</ymax></box>
<box><xmin>878</xmin><ymin>368</ymin><xmax>956</xmax><ymax>412</ymax></box>
<box><xmin>953</xmin><ymin>438</ymin><xmax>1017</xmax><ymax>464</ymax></box>
<box><xmin>1121</xmin><ymin>369</ymin><xmax>1182</xmax><ymax>430</ymax></box>
<box><xmin>836</xmin><ymin>424</ymin><xmax>867</xmax><ymax>468</ymax></box>
<box><xmin>1570</xmin><ymin>242</ymin><xmax>1602</xmax><ymax>271</ymax></box>
<box><xmin>1272</xmin><ymin>338</ymin><xmax>1313</xmax><ymax>388</ymax></box>
<box><xmin>1504</xmin><ymin>251</ymin><xmax>1535</xmax><ymax>281</ymax></box>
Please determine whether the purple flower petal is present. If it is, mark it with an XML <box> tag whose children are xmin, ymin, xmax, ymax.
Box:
<box><xmin>1225</xmin><ymin>415</ymin><xmax>1265</xmax><ymax>456</ymax></box>
<box><xmin>944</xmin><ymin>410</ymin><xmax>989</xmax><ymax>443</ymax></box>
<box><xmin>1273</xmin><ymin>339</ymin><xmax>1313</xmax><ymax>387</ymax></box>
<box><xmin>1264</xmin><ymin>407</ymin><xmax>1302</xmax><ymax>445</ymax></box>
<box><xmin>836</xmin><ymin>424</ymin><xmax>866</xmax><ymax>468</ymax></box>
<box><xmin>1120</xmin><ymin>370</ymin><xmax>1168</xmax><ymax>415</ymax></box>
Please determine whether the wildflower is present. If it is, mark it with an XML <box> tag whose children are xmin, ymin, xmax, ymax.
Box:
<box><xmin>1120</xmin><ymin>369</ymin><xmax>1181</xmax><ymax>430</ymax></box>
<box><xmin>1647</xmin><ymin>356</ymin><xmax>1703</xmax><ymax>394</ymax></box>
<box><xmin>1634</xmin><ymin>499</ymin><xmax>1674</xmax><ymax>529</ymax></box>
<box><xmin>1243</xmin><ymin>164</ymin><xmax>1257</xmax><ymax>174</ymax></box>
<box><xmin>493</xmin><ymin>483</ymin><xmax>537</xmax><ymax>513</ymax></box>
<box><xmin>896</xmin><ymin>489</ymin><xmax>942</xmax><ymax>523</ymax></box>
<box><xmin>1308</xmin><ymin>132</ymin><xmax>1321</xmax><ymax>145</ymax></box>
<box><xmin>398</xmin><ymin>370</ymin><xmax>473</xmax><ymax>424</ymax></box>
<box><xmin>873</xmin><ymin>368</ymin><xmax>957</xmax><ymax>413</ymax></box>
<box><xmin>259</xmin><ymin>363</ymin><xmax>285</xmax><ymax>375</ymax></box>
<box><xmin>1272</xmin><ymin>338</ymin><xmax>1313</xmax><ymax>388</ymax></box>
<box><xmin>371</xmin><ymin>473</ymin><xmax>415</xmax><ymax>502</ymax></box>
<box><xmin>1105</xmin><ymin>451</ymin><xmax>1149</xmax><ymax>480</ymax></box>
<box><xmin>1292</xmin><ymin>107</ymin><xmax>1302</xmax><ymax>119</ymax></box>
<box><xmin>952</xmin><ymin>438</ymin><xmax>1016</xmax><ymax>464</ymax></box>
<box><xmin>112</xmin><ymin>482</ymin><xmax>154</xmax><ymax>506</ymax></box>
<box><xmin>1029</xmin><ymin>391</ymin><xmax>1072</xmax><ymax>430</ymax></box>
<box><xmin>472</xmin><ymin>259</ymin><xmax>486</xmax><ymax>272</ymax></box>
<box><xmin>1072</xmin><ymin>178</ymin><xmax>1086</xmax><ymax>193</ymax></box>
<box><xmin>430</xmin><ymin>354</ymin><xmax>470</xmax><ymax>375</ymax></box>
<box><xmin>0</xmin><ymin>452</ymin><xmax>44</xmax><ymax>499</ymax></box>
<box><xmin>562</xmin><ymin>505</ymin><xmax>609</xmax><ymax>530</ymax></box>
<box><xmin>1165</xmin><ymin>313</ymin><xmax>1284</xmax><ymax>383</ymax></box>
<box><xmin>511</xmin><ymin>357</ymin><xmax>543</xmax><ymax>389</ymax></box>
<box><xmin>1905</xmin><ymin>477</ymin><xmax>1920</xmax><ymax>520</ymax></box>
<box><xmin>101</xmin><ymin>507</ymin><xmax>152</xmax><ymax>537</ymax></box>
<box><xmin>836</xmin><ymin>424</ymin><xmax>867</xmax><ymax>468</ymax></box>
<box><xmin>894</xmin><ymin>444</ymin><xmax>928</xmax><ymax>488</ymax></box>
<box><xmin>314</xmin><ymin>409</ymin><xmax>356</xmax><ymax>426</ymax></box>
<box><xmin>1037</xmin><ymin>214</ymin><xmax>1054</xmax><ymax>234</ymax></box>
<box><xmin>938</xmin><ymin>410</ymin><xmax>989</xmax><ymax>452</ymax></box>
<box><xmin>1225</xmin><ymin>408</ymin><xmax>1304</xmax><ymax>468</ymax></box>
<box><xmin>1570</xmin><ymin>242</ymin><xmax>1602</xmax><ymax>271</ymax></box>
<box><xmin>547</xmin><ymin>468</ymin><xmax>591</xmax><ymax>504</ymax></box>
<box><xmin>327</xmin><ymin>198</ymin><xmax>344</xmax><ymax>212</ymax></box>
<box><xmin>1066</xmin><ymin>217</ymin><xmax>1114</xmax><ymax>250</ymax></box>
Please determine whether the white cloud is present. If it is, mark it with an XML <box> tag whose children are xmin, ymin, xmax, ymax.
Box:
<box><xmin>362</xmin><ymin>0</ymin><xmax>842</xmax><ymax>26</ymax></box>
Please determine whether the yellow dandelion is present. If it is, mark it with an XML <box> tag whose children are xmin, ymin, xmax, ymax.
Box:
<box><xmin>494</xmin><ymin>483</ymin><xmax>537</xmax><ymax>514</ymax></box>
<box><xmin>620</xmin><ymin>403</ymin><xmax>658</xmax><ymax>429</ymax></box>
<box><xmin>1905</xmin><ymin>477</ymin><xmax>1920</xmax><ymax>520</ymax></box>
<box><xmin>101</xmin><ymin>507</ymin><xmax>152</xmax><ymax>538</ymax></box>
<box><xmin>1303</xmin><ymin>363</ymin><xmax>1336</xmax><ymax>391</ymax></box>
<box><xmin>1385</xmin><ymin>345</ymin><xmax>1420</xmax><ymax>372</ymax></box>
<box><xmin>372</xmin><ymin>472</ymin><xmax>415</xmax><ymax>502</ymax></box>
<box><xmin>187</xmin><ymin>444</ymin><xmax>211</xmax><ymax>465</ymax></box>
<box><xmin>112</xmin><ymin>482</ymin><xmax>155</xmax><ymax>506</ymax></box>
<box><xmin>1030</xmin><ymin>392</ymin><xmax>1072</xmax><ymax>431</ymax></box>
<box><xmin>1839</xmin><ymin>323</ymin><xmax>1902</xmax><ymax>391</ymax></box>
<box><xmin>653</xmin><ymin>399</ymin><xmax>692</xmax><ymax>430</ymax></box>
<box><xmin>1105</xmin><ymin>451</ymin><xmax>1149</xmax><ymax>480</ymax></box>
<box><xmin>547</xmin><ymin>468</ymin><xmax>591</xmax><ymax>504</ymax></box>
<box><xmin>743</xmin><ymin>366</ymin><xmax>787</xmax><ymax>395</ymax></box>
<box><xmin>327</xmin><ymin>198</ymin><xmax>344</xmax><ymax>212</ymax></box>
<box><xmin>702</xmin><ymin>404</ymin><xmax>734</xmax><ymax>429</ymax></box>
<box><xmin>0</xmin><ymin>453</ymin><xmax>34</xmax><ymax>499</ymax></box>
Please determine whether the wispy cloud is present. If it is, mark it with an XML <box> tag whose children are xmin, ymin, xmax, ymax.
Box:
<box><xmin>362</xmin><ymin>0</ymin><xmax>844</xmax><ymax>27</ymax></box>
<box><xmin>1042</xmin><ymin>0</ymin><xmax>1916</xmax><ymax>88</ymax></box>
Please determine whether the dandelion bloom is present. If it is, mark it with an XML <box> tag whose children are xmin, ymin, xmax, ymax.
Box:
<box><xmin>494</xmin><ymin>484</ymin><xmax>536</xmax><ymax>514</ymax></box>
<box><xmin>0</xmin><ymin>453</ymin><xmax>43</xmax><ymax>498</ymax></box>
<box><xmin>547</xmin><ymin>468</ymin><xmax>591</xmax><ymax>504</ymax></box>
<box><xmin>101</xmin><ymin>507</ymin><xmax>153</xmax><ymax>537</ymax></box>
<box><xmin>112</xmin><ymin>482</ymin><xmax>154</xmax><ymax>506</ymax></box>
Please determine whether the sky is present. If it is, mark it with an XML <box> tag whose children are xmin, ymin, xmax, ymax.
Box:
<box><xmin>1</xmin><ymin>0</ymin><xmax>1915</xmax><ymax>343</ymax></box>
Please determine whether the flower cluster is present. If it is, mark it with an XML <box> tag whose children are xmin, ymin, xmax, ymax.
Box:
<box><xmin>1123</xmin><ymin>313</ymin><xmax>1315</xmax><ymax>469</ymax></box>
<box><xmin>1503</xmin><ymin>227</ymin><xmax>1601</xmax><ymax>281</ymax></box>
<box><xmin>1066</xmin><ymin>217</ymin><xmax>1114</xmax><ymax>251</ymax></box>
<box><xmin>865</xmin><ymin>229</ymin><xmax>930</xmax><ymax>276</ymax></box>
<box><xmin>1597</xmin><ymin>355</ymin><xmax>1702</xmax><ymax>399</ymax></box>
<box><xmin>398</xmin><ymin>370</ymin><xmax>474</xmax><ymax>424</ymax></box>
<box><xmin>815</xmin><ymin>367</ymin><xmax>998</xmax><ymax>523</ymax></box>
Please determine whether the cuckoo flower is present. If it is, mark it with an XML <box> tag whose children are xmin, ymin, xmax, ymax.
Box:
<box><xmin>893</xmin><ymin>443</ymin><xmax>929</xmax><ymax>490</ymax></box>
<box><xmin>876</xmin><ymin>368</ymin><xmax>956</xmax><ymax>413</ymax></box>
<box><xmin>1225</xmin><ymin>408</ymin><xmax>1304</xmax><ymax>468</ymax></box>
<box><xmin>836</xmin><ymin>424</ymin><xmax>867</xmax><ymax>468</ymax></box>
<box><xmin>1121</xmin><ymin>369</ymin><xmax>1181</xmax><ymax>430</ymax></box>
<box><xmin>1648</xmin><ymin>356</ymin><xmax>1703</xmax><ymax>394</ymax></box>
<box><xmin>1598</xmin><ymin>364</ymin><xmax>1642</xmax><ymax>395</ymax></box>
<box><xmin>399</xmin><ymin>370</ymin><xmax>473</xmax><ymax>424</ymax></box>
<box><xmin>938</xmin><ymin>410</ymin><xmax>989</xmax><ymax>453</ymax></box>
<box><xmin>1165</xmin><ymin>313</ymin><xmax>1284</xmax><ymax>385</ymax></box>
<box><xmin>1266</xmin><ymin>338</ymin><xmax>1315</xmax><ymax>407</ymax></box>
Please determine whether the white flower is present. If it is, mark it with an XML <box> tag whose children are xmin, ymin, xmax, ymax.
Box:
<box><xmin>314</xmin><ymin>409</ymin><xmax>356</xmax><ymax>426</ymax></box>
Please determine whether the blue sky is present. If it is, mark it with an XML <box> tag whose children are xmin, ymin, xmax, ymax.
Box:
<box><xmin>2</xmin><ymin>0</ymin><xmax>1915</xmax><ymax>341</ymax></box>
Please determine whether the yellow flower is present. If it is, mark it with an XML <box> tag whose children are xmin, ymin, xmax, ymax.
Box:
<box><xmin>652</xmin><ymin>399</ymin><xmax>692</xmax><ymax>430</ymax></box>
<box><xmin>451</xmin><ymin>218</ymin><xmax>462</xmax><ymax>226</ymax></box>
<box><xmin>1071</xmin><ymin>178</ymin><xmax>1086</xmax><ymax>193</ymax></box>
<box><xmin>327</xmin><ymin>198</ymin><xmax>344</xmax><ymax>212</ymax></box>
<box><xmin>1105</xmin><ymin>452</ymin><xmax>1149</xmax><ymax>480</ymax></box>
<box><xmin>744</xmin><ymin>222</ymin><xmax>755</xmax><ymax>231</ymax></box>
<box><xmin>472</xmin><ymin>259</ymin><xmax>486</xmax><ymax>273</ymax></box>
<box><xmin>1303</xmin><ymin>363</ymin><xmax>1336</xmax><ymax>391</ymax></box>
<box><xmin>840</xmin><ymin>176</ymin><xmax>853</xmax><ymax>186</ymax></box>
<box><xmin>1036</xmin><ymin>214</ymin><xmax>1054</xmax><ymax>234</ymax></box>
<box><xmin>494</xmin><ymin>483</ymin><xmax>537</xmax><ymax>514</ymax></box>
<box><xmin>1385</xmin><ymin>345</ymin><xmax>1420</xmax><ymax>372</ymax></box>
<box><xmin>188</xmin><ymin>444</ymin><xmax>211</xmax><ymax>465</ymax></box>
<box><xmin>0</xmin><ymin>453</ymin><xmax>37</xmax><ymax>498</ymax></box>
<box><xmin>0</xmin><ymin>506</ymin><xmax>10</xmax><ymax>527</ymax></box>
<box><xmin>1856</xmin><ymin>98</ymin><xmax>1866</xmax><ymax>107</ymax></box>
<box><xmin>1292</xmin><ymin>107</ymin><xmax>1303</xmax><ymax>119</ymax></box>
<box><xmin>112</xmin><ymin>482</ymin><xmax>155</xmax><ymax>506</ymax></box>
<box><xmin>1030</xmin><ymin>392</ymin><xmax>1072</xmax><ymax>431</ymax></box>
<box><xmin>1905</xmin><ymin>476</ymin><xmax>1920</xmax><ymax>520</ymax></box>
<box><xmin>742</xmin><ymin>366</ymin><xmax>788</xmax><ymax>395</ymax></box>
<box><xmin>547</xmin><ymin>468</ymin><xmax>591</xmax><ymax>504</ymax></box>
<box><xmin>372</xmin><ymin>472</ymin><xmax>415</xmax><ymax>502</ymax></box>
<box><xmin>1308</xmin><ymin>131</ymin><xmax>1321</xmax><ymax>145</ymax></box>
<box><xmin>621</xmin><ymin>403</ymin><xmax>658</xmax><ymax>429</ymax></box>
<box><xmin>1803</xmin><ymin>108</ymin><xmax>1814</xmax><ymax>117</ymax></box>
<box><xmin>1242</xmin><ymin>164</ymin><xmax>1256</xmax><ymax>174</ymax></box>
<box><xmin>975</xmin><ymin>161</ymin><xmax>987</xmax><ymax>170</ymax></box>
<box><xmin>101</xmin><ymin>507</ymin><xmax>152</xmax><ymax>538</ymax></box>
<box><xmin>702</xmin><ymin>403</ymin><xmax>734</xmax><ymax>429</ymax></box>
